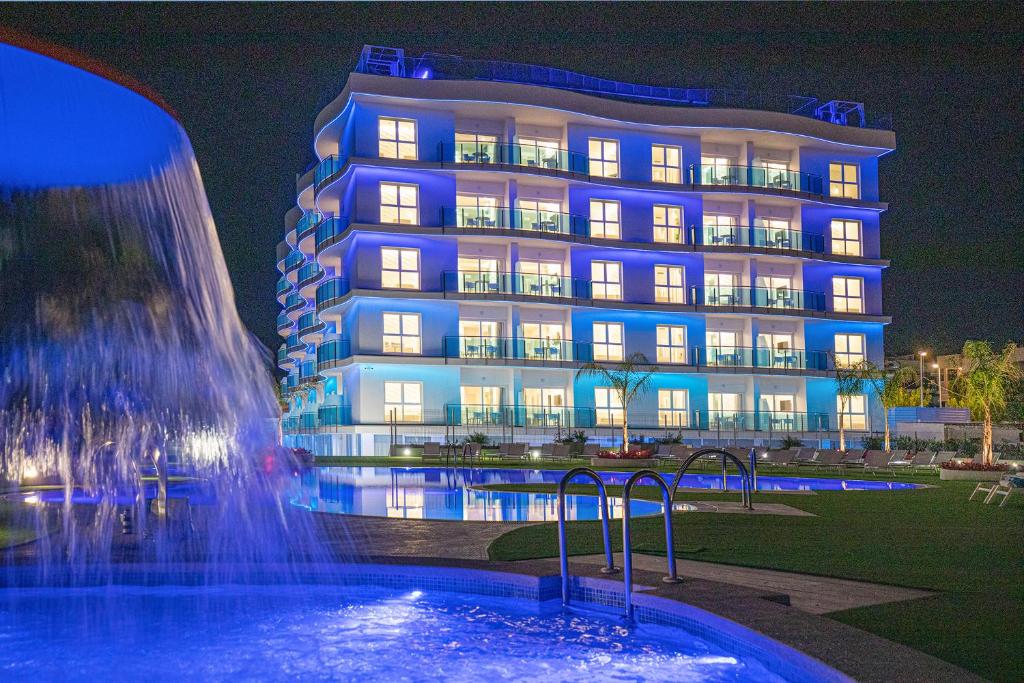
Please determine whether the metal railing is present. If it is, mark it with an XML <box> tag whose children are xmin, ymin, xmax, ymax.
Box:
<box><xmin>441</xmin><ymin>271</ymin><xmax>591</xmax><ymax>299</ymax></box>
<box><xmin>440</xmin><ymin>141</ymin><xmax>588</xmax><ymax>174</ymax></box>
<box><xmin>315</xmin><ymin>277</ymin><xmax>351</xmax><ymax>311</ymax></box>
<box><xmin>557</xmin><ymin>468</ymin><xmax>619</xmax><ymax>606</ymax></box>
<box><xmin>691</xmin><ymin>225</ymin><xmax>825</xmax><ymax>253</ymax></box>
<box><xmin>621</xmin><ymin>469</ymin><xmax>681</xmax><ymax>620</ymax></box>
<box><xmin>689</xmin><ymin>164</ymin><xmax>823</xmax><ymax>195</ymax></box>
<box><xmin>442</xmin><ymin>336</ymin><xmax>589</xmax><ymax>363</ymax></box>
<box><xmin>440</xmin><ymin>206</ymin><xmax>590</xmax><ymax>237</ymax></box>
<box><xmin>690</xmin><ymin>286</ymin><xmax>827</xmax><ymax>312</ymax></box>
<box><xmin>691</xmin><ymin>346</ymin><xmax>828</xmax><ymax>371</ymax></box>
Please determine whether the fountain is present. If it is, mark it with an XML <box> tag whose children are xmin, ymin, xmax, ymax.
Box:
<box><xmin>0</xmin><ymin>33</ymin><xmax>344</xmax><ymax>584</ymax></box>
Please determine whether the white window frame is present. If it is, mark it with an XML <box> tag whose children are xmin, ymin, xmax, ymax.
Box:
<box><xmin>593</xmin><ymin>322</ymin><xmax>624</xmax><ymax>362</ymax></box>
<box><xmin>382</xmin><ymin>312</ymin><xmax>421</xmax><ymax>355</ymax></box>
<box><xmin>656</xmin><ymin>325</ymin><xmax>688</xmax><ymax>364</ymax></box>
<box><xmin>381</xmin><ymin>247</ymin><xmax>420</xmax><ymax>290</ymax></box>
<box><xmin>588</xmin><ymin>137</ymin><xmax>619</xmax><ymax>178</ymax></box>
<box><xmin>829</xmin><ymin>162</ymin><xmax>860</xmax><ymax>199</ymax></box>
<box><xmin>830</xmin><ymin>219</ymin><xmax>863</xmax><ymax>256</ymax></box>
<box><xmin>658</xmin><ymin>389</ymin><xmax>689</xmax><ymax>427</ymax></box>
<box><xmin>589</xmin><ymin>199</ymin><xmax>621</xmax><ymax>239</ymax></box>
<box><xmin>651</xmin><ymin>144</ymin><xmax>682</xmax><ymax>184</ymax></box>
<box><xmin>654</xmin><ymin>265</ymin><xmax>686</xmax><ymax>304</ymax></box>
<box><xmin>384</xmin><ymin>381</ymin><xmax>423</xmax><ymax>423</ymax></box>
<box><xmin>834</xmin><ymin>333</ymin><xmax>866</xmax><ymax>368</ymax></box>
<box><xmin>838</xmin><ymin>394</ymin><xmax>868</xmax><ymax>431</ymax></box>
<box><xmin>832</xmin><ymin>276</ymin><xmax>864</xmax><ymax>313</ymax></box>
<box><xmin>380</xmin><ymin>182</ymin><xmax>419</xmax><ymax>225</ymax></box>
<box><xmin>595</xmin><ymin>386</ymin><xmax>624</xmax><ymax>426</ymax></box>
<box><xmin>378</xmin><ymin>117</ymin><xmax>417</xmax><ymax>160</ymax></box>
<box><xmin>591</xmin><ymin>260</ymin><xmax>623</xmax><ymax>300</ymax></box>
<box><xmin>653</xmin><ymin>204</ymin><xmax>683</xmax><ymax>244</ymax></box>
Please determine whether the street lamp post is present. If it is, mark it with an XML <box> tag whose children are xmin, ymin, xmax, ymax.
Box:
<box><xmin>918</xmin><ymin>351</ymin><xmax>927</xmax><ymax>407</ymax></box>
<box><xmin>932</xmin><ymin>362</ymin><xmax>941</xmax><ymax>407</ymax></box>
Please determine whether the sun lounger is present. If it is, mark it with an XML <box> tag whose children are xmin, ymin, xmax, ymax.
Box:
<box><xmin>930</xmin><ymin>451</ymin><xmax>956</xmax><ymax>470</ymax></box>
<box><xmin>794</xmin><ymin>447</ymin><xmax>817</xmax><ymax>463</ymax></box>
<box><xmin>969</xmin><ymin>473</ymin><xmax>1021</xmax><ymax>507</ymax></box>
<box><xmin>764</xmin><ymin>448</ymin><xmax>798</xmax><ymax>466</ymax></box>
<box><xmin>839</xmin><ymin>450</ymin><xmax>866</xmax><ymax>468</ymax></box>
<box><xmin>863</xmin><ymin>450</ymin><xmax>893</xmax><ymax>473</ymax></box>
<box><xmin>582</xmin><ymin>443</ymin><xmax>601</xmax><ymax>457</ymax></box>
<box><xmin>551</xmin><ymin>443</ymin><xmax>572</xmax><ymax>461</ymax></box>
<box><xmin>812</xmin><ymin>449</ymin><xmax>843</xmax><ymax>470</ymax></box>
<box><xmin>539</xmin><ymin>443</ymin><xmax>554</xmax><ymax>459</ymax></box>
<box><xmin>887</xmin><ymin>449</ymin><xmax>910</xmax><ymax>464</ymax></box>
<box><xmin>421</xmin><ymin>442</ymin><xmax>443</xmax><ymax>463</ymax></box>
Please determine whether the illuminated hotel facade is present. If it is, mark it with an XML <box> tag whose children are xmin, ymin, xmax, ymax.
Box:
<box><xmin>277</xmin><ymin>46</ymin><xmax>894</xmax><ymax>456</ymax></box>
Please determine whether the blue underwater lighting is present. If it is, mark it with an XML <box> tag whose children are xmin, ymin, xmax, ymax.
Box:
<box><xmin>0</xmin><ymin>41</ymin><xmax>183</xmax><ymax>188</ymax></box>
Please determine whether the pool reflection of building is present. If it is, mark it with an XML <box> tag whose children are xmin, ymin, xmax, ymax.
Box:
<box><xmin>278</xmin><ymin>46</ymin><xmax>895</xmax><ymax>455</ymax></box>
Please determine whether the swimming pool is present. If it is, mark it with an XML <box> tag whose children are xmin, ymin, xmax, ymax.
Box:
<box><xmin>291</xmin><ymin>467</ymin><xmax>920</xmax><ymax>522</ymax></box>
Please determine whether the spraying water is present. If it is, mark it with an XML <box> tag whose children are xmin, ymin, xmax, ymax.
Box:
<box><xmin>0</xmin><ymin>37</ymin><xmax>347</xmax><ymax>584</ymax></box>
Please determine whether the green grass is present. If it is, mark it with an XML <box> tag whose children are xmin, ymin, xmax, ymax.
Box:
<box><xmin>486</xmin><ymin>479</ymin><xmax>1023</xmax><ymax>682</ymax></box>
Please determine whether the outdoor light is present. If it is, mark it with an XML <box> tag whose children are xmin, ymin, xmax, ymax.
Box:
<box><xmin>403</xmin><ymin>448</ymin><xmax>411</xmax><ymax>456</ymax></box>
<box><xmin>22</xmin><ymin>463</ymin><xmax>39</xmax><ymax>480</ymax></box>
<box><xmin>531</xmin><ymin>450</ymin><xmax>540</xmax><ymax>459</ymax></box>
<box><xmin>23</xmin><ymin>493</ymin><xmax>40</xmax><ymax>505</ymax></box>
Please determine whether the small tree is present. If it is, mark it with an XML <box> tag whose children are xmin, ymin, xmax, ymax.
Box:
<box><xmin>947</xmin><ymin>341</ymin><xmax>1020</xmax><ymax>464</ymax></box>
<box><xmin>865</xmin><ymin>363</ymin><xmax>918</xmax><ymax>451</ymax></box>
<box><xmin>576</xmin><ymin>352</ymin><xmax>656</xmax><ymax>449</ymax></box>
<box><xmin>829</xmin><ymin>354</ymin><xmax>869</xmax><ymax>452</ymax></box>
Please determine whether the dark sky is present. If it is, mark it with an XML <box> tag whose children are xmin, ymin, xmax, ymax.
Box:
<box><xmin>4</xmin><ymin>3</ymin><xmax>1021</xmax><ymax>357</ymax></box>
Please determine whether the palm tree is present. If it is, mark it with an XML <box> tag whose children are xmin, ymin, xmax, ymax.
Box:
<box><xmin>829</xmin><ymin>354</ymin><xmax>869</xmax><ymax>452</ymax></box>
<box><xmin>865</xmin><ymin>363</ymin><xmax>918</xmax><ymax>451</ymax></box>
<box><xmin>576</xmin><ymin>352</ymin><xmax>656</xmax><ymax>449</ymax></box>
<box><xmin>947</xmin><ymin>341</ymin><xmax>1020</xmax><ymax>464</ymax></box>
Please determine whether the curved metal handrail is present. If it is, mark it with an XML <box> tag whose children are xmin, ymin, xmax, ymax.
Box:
<box><xmin>621</xmin><ymin>469</ymin><xmax>682</xmax><ymax>621</ymax></box>
<box><xmin>557</xmin><ymin>467</ymin><xmax>618</xmax><ymax>606</ymax></box>
<box><xmin>670</xmin><ymin>447</ymin><xmax>754</xmax><ymax>510</ymax></box>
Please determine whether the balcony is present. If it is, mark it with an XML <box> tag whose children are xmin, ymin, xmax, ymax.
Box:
<box><xmin>441</xmin><ymin>271</ymin><xmax>590</xmax><ymax>299</ymax></box>
<box><xmin>283</xmin><ymin>292</ymin><xmax>306</xmax><ymax>314</ymax></box>
<box><xmin>318</xmin><ymin>405</ymin><xmax>353</xmax><ymax>428</ymax></box>
<box><xmin>277</xmin><ymin>345</ymin><xmax>293</xmax><ymax>369</ymax></box>
<box><xmin>276</xmin><ymin>276</ymin><xmax>293</xmax><ymax>300</ymax></box>
<box><xmin>442</xmin><ymin>336</ymin><xmax>589</xmax><ymax>364</ymax></box>
<box><xmin>440</xmin><ymin>206</ymin><xmax>589</xmax><ymax>237</ymax></box>
<box><xmin>440</xmin><ymin>142</ymin><xmax>588</xmax><ymax>175</ymax></box>
<box><xmin>276</xmin><ymin>313</ymin><xmax>293</xmax><ymax>335</ymax></box>
<box><xmin>315</xmin><ymin>277</ymin><xmax>352</xmax><ymax>312</ymax></box>
<box><xmin>314</xmin><ymin>154</ymin><xmax>345</xmax><ymax>189</ymax></box>
<box><xmin>284</xmin><ymin>250</ymin><xmax>305</xmax><ymax>274</ymax></box>
<box><xmin>690</xmin><ymin>286</ymin><xmax>826</xmax><ymax>312</ymax></box>
<box><xmin>296</xmin><ymin>262</ymin><xmax>325</xmax><ymax>289</ymax></box>
<box><xmin>296</xmin><ymin>211</ymin><xmax>323</xmax><ymax>241</ymax></box>
<box><xmin>285</xmin><ymin>334</ymin><xmax>305</xmax><ymax>358</ymax></box>
<box><xmin>445</xmin><ymin>404</ymin><xmax>589</xmax><ymax>429</ymax></box>
<box><xmin>690</xmin><ymin>165</ymin><xmax>823</xmax><ymax>195</ymax></box>
<box><xmin>692</xmin><ymin>225</ymin><xmax>825</xmax><ymax>253</ymax></box>
<box><xmin>314</xmin><ymin>216</ymin><xmax>350</xmax><ymax>254</ymax></box>
<box><xmin>297</xmin><ymin>311</ymin><xmax>326</xmax><ymax>342</ymax></box>
<box><xmin>316</xmin><ymin>338</ymin><xmax>353</xmax><ymax>369</ymax></box>
<box><xmin>690</xmin><ymin>347</ymin><xmax>828</xmax><ymax>372</ymax></box>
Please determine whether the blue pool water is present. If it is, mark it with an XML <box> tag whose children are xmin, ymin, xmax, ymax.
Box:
<box><xmin>291</xmin><ymin>467</ymin><xmax>920</xmax><ymax>522</ymax></box>
<box><xmin>0</xmin><ymin>583</ymin><xmax>791</xmax><ymax>682</ymax></box>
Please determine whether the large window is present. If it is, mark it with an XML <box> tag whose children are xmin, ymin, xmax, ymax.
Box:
<box><xmin>701</xmin><ymin>156</ymin><xmax>737</xmax><ymax>185</ymax></box>
<box><xmin>382</xmin><ymin>312</ymin><xmax>421</xmax><ymax>354</ymax></box>
<box><xmin>708</xmin><ymin>392</ymin><xmax>744</xmax><ymax>427</ymax></box>
<box><xmin>591</xmin><ymin>261</ymin><xmax>623</xmax><ymax>300</ymax></box>
<box><xmin>656</xmin><ymin>325</ymin><xmax>687</xmax><ymax>364</ymax></box>
<box><xmin>457</xmin><ymin>256</ymin><xmax>502</xmax><ymax>293</ymax></box>
<box><xmin>456</xmin><ymin>194</ymin><xmax>501</xmax><ymax>228</ymax></box>
<box><xmin>834</xmin><ymin>333</ymin><xmax>866</xmax><ymax>368</ymax></box>
<box><xmin>460</xmin><ymin>386</ymin><xmax>503</xmax><ymax>422</ymax></box>
<box><xmin>593</xmin><ymin>322</ymin><xmax>624</xmax><ymax>361</ymax></box>
<box><xmin>521</xmin><ymin>322</ymin><xmax>565</xmax><ymax>360</ymax></box>
<box><xmin>761</xmin><ymin>394</ymin><xmax>797</xmax><ymax>430</ymax></box>
<box><xmin>455</xmin><ymin>132</ymin><xmax>498</xmax><ymax>163</ymax></box>
<box><xmin>595</xmin><ymin>387</ymin><xmax>624</xmax><ymax>426</ymax></box>
<box><xmin>653</xmin><ymin>205</ymin><xmax>683</xmax><ymax>244</ymax></box>
<box><xmin>378</xmin><ymin>117</ymin><xmax>417</xmax><ymax>160</ymax></box>
<box><xmin>829</xmin><ymin>162</ymin><xmax>860</xmax><ymax>199</ymax></box>
<box><xmin>381</xmin><ymin>247</ymin><xmax>420</xmax><ymax>290</ymax></box>
<box><xmin>704</xmin><ymin>272</ymin><xmax>738</xmax><ymax>305</ymax></box>
<box><xmin>380</xmin><ymin>182</ymin><xmax>418</xmax><ymax>225</ymax></box>
<box><xmin>703</xmin><ymin>214</ymin><xmax>739</xmax><ymax>245</ymax></box>
<box><xmin>756</xmin><ymin>274</ymin><xmax>794</xmax><ymax>308</ymax></box>
<box><xmin>588</xmin><ymin>138</ymin><xmax>619</xmax><ymax>178</ymax></box>
<box><xmin>757</xmin><ymin>217</ymin><xmax>793</xmax><ymax>249</ymax></box>
<box><xmin>838</xmin><ymin>394</ymin><xmax>868</xmax><ymax>430</ymax></box>
<box><xmin>517</xmin><ymin>199</ymin><xmax>562</xmax><ymax>232</ymax></box>
<box><xmin>832</xmin><ymin>276</ymin><xmax>864</xmax><ymax>313</ymax></box>
<box><xmin>651</xmin><ymin>144</ymin><xmax>682</xmax><ymax>183</ymax></box>
<box><xmin>518</xmin><ymin>260</ymin><xmax>564</xmax><ymax>297</ymax></box>
<box><xmin>518</xmin><ymin>136</ymin><xmax>561</xmax><ymax>168</ymax></box>
<box><xmin>830</xmin><ymin>219</ymin><xmax>862</xmax><ymax>256</ymax></box>
<box><xmin>589</xmin><ymin>199</ymin><xmax>621</xmax><ymax>239</ymax></box>
<box><xmin>384</xmin><ymin>381</ymin><xmax>422</xmax><ymax>423</ymax></box>
<box><xmin>523</xmin><ymin>387</ymin><xmax>566</xmax><ymax>426</ymax></box>
<box><xmin>658</xmin><ymin>389</ymin><xmax>689</xmax><ymax>427</ymax></box>
<box><xmin>459</xmin><ymin>319</ymin><xmax>501</xmax><ymax>358</ymax></box>
<box><xmin>706</xmin><ymin>330</ymin><xmax>739</xmax><ymax>366</ymax></box>
<box><xmin>654</xmin><ymin>265</ymin><xmax>685</xmax><ymax>303</ymax></box>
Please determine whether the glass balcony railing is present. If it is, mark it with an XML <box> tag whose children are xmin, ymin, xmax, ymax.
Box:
<box><xmin>442</xmin><ymin>271</ymin><xmax>590</xmax><ymax>299</ymax></box>
<box><xmin>277</xmin><ymin>346</ymin><xmax>291</xmax><ymax>366</ymax></box>
<box><xmin>315</xmin><ymin>278</ymin><xmax>351</xmax><ymax>310</ymax></box>
<box><xmin>296</xmin><ymin>262</ymin><xmax>324</xmax><ymax>286</ymax></box>
<box><xmin>277</xmin><ymin>313</ymin><xmax>293</xmax><ymax>331</ymax></box>
<box><xmin>297</xmin><ymin>311</ymin><xmax>322</xmax><ymax>335</ymax></box>
<box><xmin>690</xmin><ymin>286</ymin><xmax>826</xmax><ymax>311</ymax></box>
<box><xmin>441</xmin><ymin>336</ymin><xmax>586</xmax><ymax>362</ymax></box>
<box><xmin>692</xmin><ymin>411</ymin><xmax>829</xmax><ymax>432</ymax></box>
<box><xmin>314</xmin><ymin>216</ymin><xmax>350</xmax><ymax>253</ymax></box>
<box><xmin>690</xmin><ymin>165</ymin><xmax>823</xmax><ymax>195</ymax></box>
<box><xmin>284</xmin><ymin>250</ymin><xmax>305</xmax><ymax>273</ymax></box>
<box><xmin>318</xmin><ymin>405</ymin><xmax>353</xmax><ymax>427</ymax></box>
<box><xmin>691</xmin><ymin>347</ymin><xmax>828</xmax><ymax>371</ymax></box>
<box><xmin>314</xmin><ymin>154</ymin><xmax>345</xmax><ymax>188</ymax></box>
<box><xmin>442</xmin><ymin>142</ymin><xmax>589</xmax><ymax>174</ymax></box>
<box><xmin>285</xmin><ymin>334</ymin><xmax>304</xmax><ymax>352</ymax></box>
<box><xmin>440</xmin><ymin>206</ymin><xmax>590</xmax><ymax>237</ymax></box>
<box><xmin>316</xmin><ymin>338</ymin><xmax>353</xmax><ymax>366</ymax></box>
<box><xmin>693</xmin><ymin>225</ymin><xmax>825</xmax><ymax>253</ymax></box>
<box><xmin>296</xmin><ymin>211</ymin><xmax>323</xmax><ymax>239</ymax></box>
<box><xmin>283</xmin><ymin>292</ymin><xmax>305</xmax><ymax>312</ymax></box>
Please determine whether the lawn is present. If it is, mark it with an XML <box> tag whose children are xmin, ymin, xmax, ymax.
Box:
<box><xmin>485</xmin><ymin>478</ymin><xmax>1023</xmax><ymax>682</ymax></box>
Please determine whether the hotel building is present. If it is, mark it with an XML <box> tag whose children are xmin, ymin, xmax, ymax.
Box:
<box><xmin>277</xmin><ymin>46</ymin><xmax>894</xmax><ymax>456</ymax></box>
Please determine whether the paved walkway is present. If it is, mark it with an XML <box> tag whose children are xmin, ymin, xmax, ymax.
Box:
<box><xmin>571</xmin><ymin>552</ymin><xmax>933</xmax><ymax>614</ymax></box>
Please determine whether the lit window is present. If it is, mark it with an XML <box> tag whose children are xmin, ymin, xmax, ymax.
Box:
<box><xmin>829</xmin><ymin>162</ymin><xmax>860</xmax><ymax>199</ymax></box>
<box><xmin>831</xmin><ymin>219</ymin><xmax>862</xmax><ymax>256</ymax></box>
<box><xmin>455</xmin><ymin>132</ymin><xmax>497</xmax><ymax>163</ymax></box>
<box><xmin>832</xmin><ymin>276</ymin><xmax>864</xmax><ymax>313</ymax></box>
<box><xmin>703</xmin><ymin>214</ymin><xmax>739</xmax><ymax>245</ymax></box>
<box><xmin>381</xmin><ymin>247</ymin><xmax>420</xmax><ymax>290</ymax></box>
<box><xmin>838</xmin><ymin>394</ymin><xmax>868</xmax><ymax>430</ymax></box>
<box><xmin>708</xmin><ymin>392</ymin><xmax>743</xmax><ymax>427</ymax></box>
<box><xmin>834</xmin><ymin>333</ymin><xmax>865</xmax><ymax>368</ymax></box>
<box><xmin>593</xmin><ymin>322</ymin><xmax>624</xmax><ymax>361</ymax></box>
<box><xmin>591</xmin><ymin>261</ymin><xmax>622</xmax><ymax>300</ymax></box>
<box><xmin>658</xmin><ymin>389</ymin><xmax>689</xmax><ymax>427</ymax></box>
<box><xmin>589</xmin><ymin>199</ymin><xmax>621</xmax><ymax>239</ymax></box>
<box><xmin>382</xmin><ymin>312</ymin><xmax>421</xmax><ymax>354</ymax></box>
<box><xmin>653</xmin><ymin>205</ymin><xmax>683</xmax><ymax>244</ymax></box>
<box><xmin>384</xmin><ymin>381</ymin><xmax>422</xmax><ymax>423</ymax></box>
<box><xmin>761</xmin><ymin>161</ymin><xmax>791</xmax><ymax>188</ymax></box>
<box><xmin>588</xmin><ymin>138</ymin><xmax>619</xmax><ymax>178</ymax></box>
<box><xmin>517</xmin><ymin>199</ymin><xmax>563</xmax><ymax>232</ymax></box>
<box><xmin>378</xmin><ymin>117</ymin><xmax>417</xmax><ymax>160</ymax></box>
<box><xmin>700</xmin><ymin>156</ymin><xmax>737</xmax><ymax>185</ymax></box>
<box><xmin>704</xmin><ymin>271</ymin><xmax>737</xmax><ymax>305</ymax></box>
<box><xmin>756</xmin><ymin>275</ymin><xmax>794</xmax><ymax>308</ymax></box>
<box><xmin>656</xmin><ymin>325</ymin><xmax>687</xmax><ymax>364</ymax></box>
<box><xmin>595</xmin><ymin>387</ymin><xmax>624</xmax><ymax>426</ymax></box>
<box><xmin>706</xmin><ymin>330</ymin><xmax>739</xmax><ymax>366</ymax></box>
<box><xmin>757</xmin><ymin>217</ymin><xmax>793</xmax><ymax>249</ymax></box>
<box><xmin>651</xmin><ymin>144</ymin><xmax>682</xmax><ymax>183</ymax></box>
<box><xmin>654</xmin><ymin>265</ymin><xmax>685</xmax><ymax>303</ymax></box>
<box><xmin>380</xmin><ymin>182</ymin><xmax>418</xmax><ymax>225</ymax></box>
<box><xmin>460</xmin><ymin>386</ymin><xmax>503</xmax><ymax>422</ymax></box>
<box><xmin>518</xmin><ymin>137</ymin><xmax>561</xmax><ymax>168</ymax></box>
<box><xmin>518</xmin><ymin>260</ymin><xmax>563</xmax><ymax>297</ymax></box>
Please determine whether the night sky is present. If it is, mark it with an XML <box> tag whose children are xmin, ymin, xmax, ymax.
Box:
<box><xmin>3</xmin><ymin>3</ymin><xmax>1021</xmax><ymax>357</ymax></box>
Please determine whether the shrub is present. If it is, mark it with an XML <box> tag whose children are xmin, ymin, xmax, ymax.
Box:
<box><xmin>780</xmin><ymin>435</ymin><xmax>804</xmax><ymax>449</ymax></box>
<box><xmin>940</xmin><ymin>460</ymin><xmax>1008</xmax><ymax>472</ymax></box>
<box><xmin>596</xmin><ymin>448</ymin><xmax>654</xmax><ymax>460</ymax></box>
<box><xmin>464</xmin><ymin>432</ymin><xmax>490</xmax><ymax>446</ymax></box>
<box><xmin>861</xmin><ymin>435</ymin><xmax>884</xmax><ymax>450</ymax></box>
<box><xmin>556</xmin><ymin>430</ymin><xmax>588</xmax><ymax>445</ymax></box>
